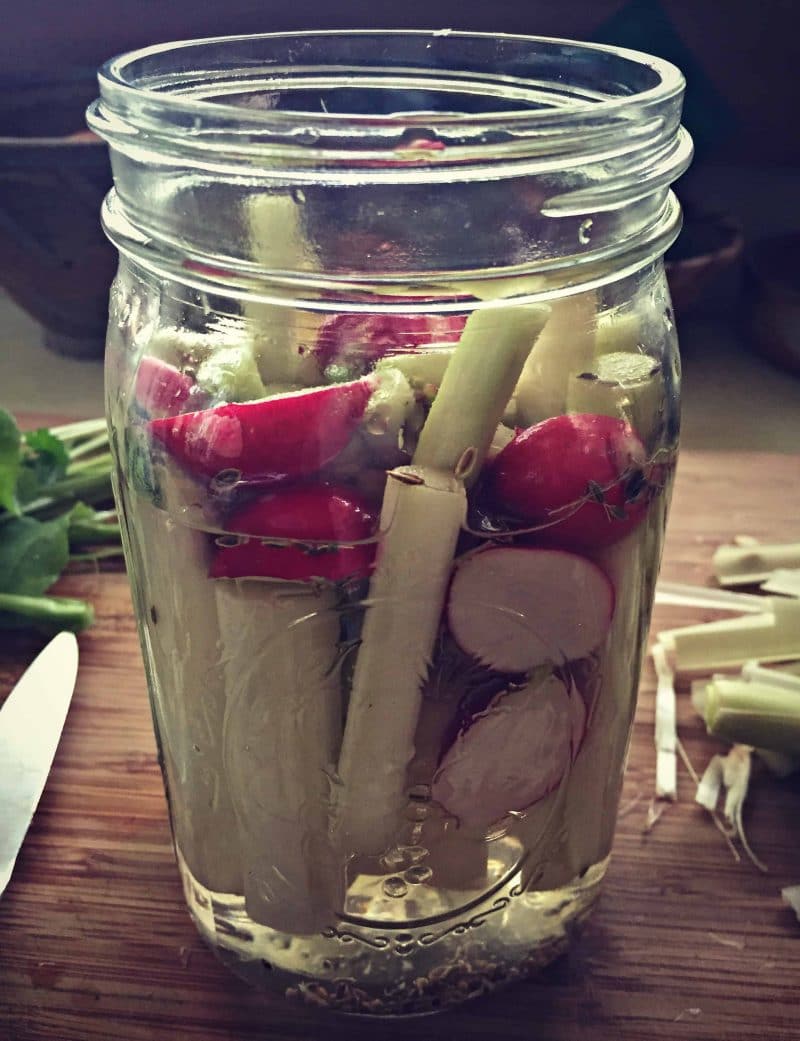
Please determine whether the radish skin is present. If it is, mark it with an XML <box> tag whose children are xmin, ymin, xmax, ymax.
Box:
<box><xmin>217</xmin><ymin>579</ymin><xmax>343</xmax><ymax>933</ymax></box>
<box><xmin>447</xmin><ymin>546</ymin><xmax>615</xmax><ymax>673</ymax></box>
<box><xmin>332</xmin><ymin>467</ymin><xmax>466</xmax><ymax>855</ymax></box>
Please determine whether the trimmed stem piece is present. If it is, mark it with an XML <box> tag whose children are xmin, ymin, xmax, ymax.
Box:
<box><xmin>332</xmin><ymin>466</ymin><xmax>466</xmax><ymax>855</ymax></box>
<box><xmin>130</xmin><ymin>493</ymin><xmax>243</xmax><ymax>894</ymax></box>
<box><xmin>701</xmin><ymin>678</ymin><xmax>800</xmax><ymax>756</ymax></box>
<box><xmin>217</xmin><ymin>579</ymin><xmax>343</xmax><ymax>933</ymax></box>
<box><xmin>712</xmin><ymin>541</ymin><xmax>800</xmax><ymax>587</ymax></box>
<box><xmin>333</xmin><ymin>304</ymin><xmax>547</xmax><ymax>856</ymax></box>
<box><xmin>652</xmin><ymin>642</ymin><xmax>677</xmax><ymax>800</ymax></box>
<box><xmin>512</xmin><ymin>290</ymin><xmax>596</xmax><ymax>426</ymax></box>
<box><xmin>413</xmin><ymin>304</ymin><xmax>550</xmax><ymax>485</ymax></box>
<box><xmin>659</xmin><ymin>598</ymin><xmax>800</xmax><ymax>674</ymax></box>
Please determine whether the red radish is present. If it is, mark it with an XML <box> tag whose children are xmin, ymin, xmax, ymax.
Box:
<box><xmin>431</xmin><ymin>673</ymin><xmax>574</xmax><ymax>829</ymax></box>
<box><xmin>489</xmin><ymin>413</ymin><xmax>653</xmax><ymax>550</ymax></box>
<box><xmin>210</xmin><ymin>484</ymin><xmax>377</xmax><ymax>582</ymax></box>
<box><xmin>149</xmin><ymin>377</ymin><xmax>374</xmax><ymax>480</ymax></box>
<box><xmin>447</xmin><ymin>545</ymin><xmax>614</xmax><ymax>673</ymax></box>
<box><xmin>314</xmin><ymin>312</ymin><xmax>467</xmax><ymax>375</ymax></box>
<box><xmin>134</xmin><ymin>356</ymin><xmax>193</xmax><ymax>416</ymax></box>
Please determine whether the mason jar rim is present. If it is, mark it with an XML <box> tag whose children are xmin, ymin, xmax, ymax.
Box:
<box><xmin>90</xmin><ymin>31</ymin><xmax>691</xmax><ymax>299</ymax></box>
<box><xmin>96</xmin><ymin>29</ymin><xmax>685</xmax><ymax>130</ymax></box>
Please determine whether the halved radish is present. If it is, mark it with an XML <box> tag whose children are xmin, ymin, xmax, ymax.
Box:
<box><xmin>134</xmin><ymin>355</ymin><xmax>193</xmax><ymax>416</ymax></box>
<box><xmin>431</xmin><ymin>672</ymin><xmax>574</xmax><ymax>829</ymax></box>
<box><xmin>447</xmin><ymin>545</ymin><xmax>614</xmax><ymax>672</ymax></box>
<box><xmin>210</xmin><ymin>484</ymin><xmax>377</xmax><ymax>582</ymax></box>
<box><xmin>149</xmin><ymin>376</ymin><xmax>375</xmax><ymax>480</ymax></box>
<box><xmin>488</xmin><ymin>413</ymin><xmax>652</xmax><ymax>551</ymax></box>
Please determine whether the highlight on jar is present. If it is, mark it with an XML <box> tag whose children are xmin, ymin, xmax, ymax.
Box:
<box><xmin>91</xmin><ymin>29</ymin><xmax>691</xmax><ymax>1016</ymax></box>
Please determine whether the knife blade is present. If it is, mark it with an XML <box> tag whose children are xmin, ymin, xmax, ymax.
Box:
<box><xmin>0</xmin><ymin>632</ymin><xmax>79</xmax><ymax>898</ymax></box>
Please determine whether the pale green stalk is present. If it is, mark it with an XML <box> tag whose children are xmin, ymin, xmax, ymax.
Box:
<box><xmin>703</xmin><ymin>678</ymin><xmax>800</xmax><ymax>756</ymax></box>
<box><xmin>216</xmin><ymin>580</ymin><xmax>343</xmax><ymax>933</ymax></box>
<box><xmin>413</xmin><ymin>305</ymin><xmax>549</xmax><ymax>485</ymax></box>
<box><xmin>333</xmin><ymin>304</ymin><xmax>549</xmax><ymax>856</ymax></box>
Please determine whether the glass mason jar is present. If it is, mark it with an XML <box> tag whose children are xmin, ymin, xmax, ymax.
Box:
<box><xmin>89</xmin><ymin>31</ymin><xmax>691</xmax><ymax>1015</ymax></box>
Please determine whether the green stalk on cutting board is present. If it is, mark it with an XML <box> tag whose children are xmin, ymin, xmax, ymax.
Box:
<box><xmin>0</xmin><ymin>411</ymin><xmax>122</xmax><ymax>633</ymax></box>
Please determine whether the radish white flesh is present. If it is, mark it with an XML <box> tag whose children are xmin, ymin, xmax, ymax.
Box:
<box><xmin>447</xmin><ymin>547</ymin><xmax>615</xmax><ymax>673</ymax></box>
<box><xmin>359</xmin><ymin>365</ymin><xmax>416</xmax><ymax>466</ymax></box>
<box><xmin>432</xmin><ymin>673</ymin><xmax>573</xmax><ymax>829</ymax></box>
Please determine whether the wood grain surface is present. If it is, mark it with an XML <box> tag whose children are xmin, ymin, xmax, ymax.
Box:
<box><xmin>1</xmin><ymin>450</ymin><xmax>799</xmax><ymax>1041</ymax></box>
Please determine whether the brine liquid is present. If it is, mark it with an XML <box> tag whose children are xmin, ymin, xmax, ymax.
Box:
<box><xmin>119</xmin><ymin>470</ymin><xmax>666</xmax><ymax>1015</ymax></box>
<box><xmin>179</xmin><ymin>848</ymin><xmax>608</xmax><ymax>1015</ymax></box>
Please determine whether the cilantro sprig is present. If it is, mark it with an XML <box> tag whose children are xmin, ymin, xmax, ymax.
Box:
<box><xmin>0</xmin><ymin>411</ymin><xmax>122</xmax><ymax>633</ymax></box>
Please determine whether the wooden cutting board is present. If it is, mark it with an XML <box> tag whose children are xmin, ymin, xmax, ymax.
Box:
<box><xmin>1</xmin><ymin>449</ymin><xmax>799</xmax><ymax>1041</ymax></box>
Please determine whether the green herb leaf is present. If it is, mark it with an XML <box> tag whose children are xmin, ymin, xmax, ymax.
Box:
<box><xmin>23</xmin><ymin>427</ymin><xmax>70</xmax><ymax>486</ymax></box>
<box><xmin>125</xmin><ymin>424</ymin><xmax>162</xmax><ymax>507</ymax></box>
<box><xmin>67</xmin><ymin>501</ymin><xmax>121</xmax><ymax>546</ymax></box>
<box><xmin>0</xmin><ymin>408</ymin><xmax>22</xmax><ymax>514</ymax></box>
<box><xmin>0</xmin><ymin>514</ymin><xmax>70</xmax><ymax>596</ymax></box>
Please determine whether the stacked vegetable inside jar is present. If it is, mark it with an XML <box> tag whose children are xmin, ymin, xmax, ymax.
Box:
<box><xmin>110</xmin><ymin>261</ymin><xmax>676</xmax><ymax>1008</ymax></box>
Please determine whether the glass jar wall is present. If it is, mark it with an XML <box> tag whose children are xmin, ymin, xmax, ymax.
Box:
<box><xmin>90</xmin><ymin>31</ymin><xmax>690</xmax><ymax>1015</ymax></box>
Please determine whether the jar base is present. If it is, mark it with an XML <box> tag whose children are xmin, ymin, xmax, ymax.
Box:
<box><xmin>178</xmin><ymin>849</ymin><xmax>608</xmax><ymax>1016</ymax></box>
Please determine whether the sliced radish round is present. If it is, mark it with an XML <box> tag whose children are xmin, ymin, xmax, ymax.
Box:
<box><xmin>149</xmin><ymin>376</ymin><xmax>374</xmax><ymax>480</ymax></box>
<box><xmin>447</xmin><ymin>546</ymin><xmax>614</xmax><ymax>672</ymax></box>
<box><xmin>431</xmin><ymin>672</ymin><xmax>573</xmax><ymax>829</ymax></box>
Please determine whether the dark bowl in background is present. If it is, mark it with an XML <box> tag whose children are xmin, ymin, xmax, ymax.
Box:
<box><xmin>0</xmin><ymin>73</ymin><xmax>116</xmax><ymax>359</ymax></box>
<box><xmin>665</xmin><ymin>210</ymin><xmax>744</xmax><ymax>317</ymax></box>
<box><xmin>744</xmin><ymin>232</ymin><xmax>800</xmax><ymax>377</ymax></box>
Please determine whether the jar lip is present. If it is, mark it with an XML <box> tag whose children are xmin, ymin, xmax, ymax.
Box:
<box><xmin>96</xmin><ymin>28</ymin><xmax>685</xmax><ymax>131</ymax></box>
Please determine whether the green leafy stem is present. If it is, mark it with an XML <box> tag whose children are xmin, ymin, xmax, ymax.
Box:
<box><xmin>0</xmin><ymin>412</ymin><xmax>121</xmax><ymax>633</ymax></box>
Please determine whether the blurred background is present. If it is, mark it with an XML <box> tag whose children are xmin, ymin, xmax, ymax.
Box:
<box><xmin>1</xmin><ymin>0</ymin><xmax>798</xmax><ymax>449</ymax></box>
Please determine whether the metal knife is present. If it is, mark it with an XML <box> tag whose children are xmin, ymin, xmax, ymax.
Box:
<box><xmin>0</xmin><ymin>632</ymin><xmax>79</xmax><ymax>899</ymax></box>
